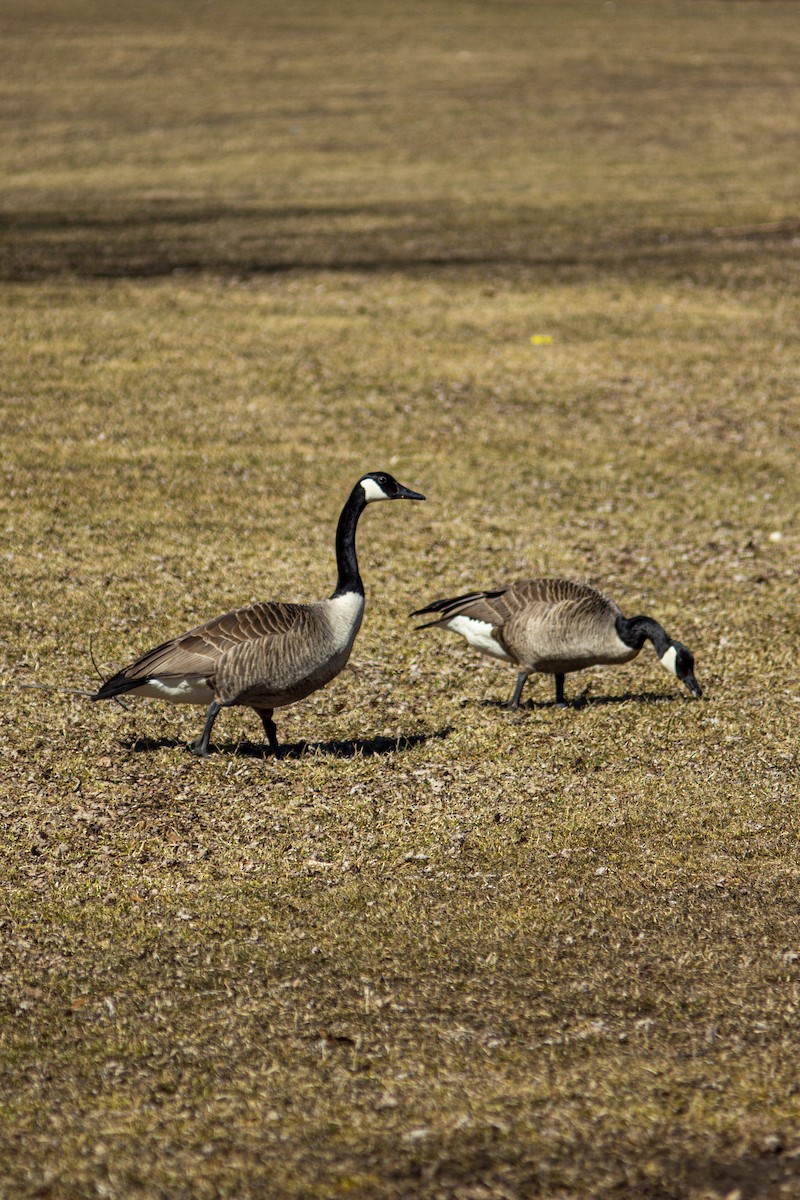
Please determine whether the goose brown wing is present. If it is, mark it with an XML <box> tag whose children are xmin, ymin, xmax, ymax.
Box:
<box><xmin>503</xmin><ymin>579</ymin><xmax>621</xmax><ymax>624</ymax></box>
<box><xmin>507</xmin><ymin>579</ymin><xmax>612</xmax><ymax>609</ymax></box>
<box><xmin>413</xmin><ymin>580</ymin><xmax>618</xmax><ymax>625</ymax></box>
<box><xmin>411</xmin><ymin>588</ymin><xmax>513</xmax><ymax>628</ymax></box>
<box><xmin>501</xmin><ymin>579</ymin><xmax>622</xmax><ymax>657</ymax></box>
<box><xmin>94</xmin><ymin>601</ymin><xmax>310</xmax><ymax>697</ymax></box>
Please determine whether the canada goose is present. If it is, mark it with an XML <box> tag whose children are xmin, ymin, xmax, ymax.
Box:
<box><xmin>92</xmin><ymin>472</ymin><xmax>425</xmax><ymax>756</ymax></box>
<box><xmin>411</xmin><ymin>578</ymin><xmax>702</xmax><ymax>709</ymax></box>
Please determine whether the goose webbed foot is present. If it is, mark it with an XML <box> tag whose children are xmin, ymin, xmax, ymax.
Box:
<box><xmin>189</xmin><ymin>699</ymin><xmax>221</xmax><ymax>757</ymax></box>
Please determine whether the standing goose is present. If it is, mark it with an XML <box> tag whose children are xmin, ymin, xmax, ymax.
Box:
<box><xmin>92</xmin><ymin>471</ymin><xmax>425</xmax><ymax>756</ymax></box>
<box><xmin>411</xmin><ymin>578</ymin><xmax>702</xmax><ymax>709</ymax></box>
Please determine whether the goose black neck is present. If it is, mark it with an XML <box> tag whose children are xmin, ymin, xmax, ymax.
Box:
<box><xmin>332</xmin><ymin>483</ymin><xmax>367</xmax><ymax>597</ymax></box>
<box><xmin>616</xmin><ymin>614</ymin><xmax>671</xmax><ymax>655</ymax></box>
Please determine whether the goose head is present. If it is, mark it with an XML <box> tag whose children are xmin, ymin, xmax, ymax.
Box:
<box><xmin>360</xmin><ymin>472</ymin><xmax>426</xmax><ymax>503</ymax></box>
<box><xmin>659</xmin><ymin>640</ymin><xmax>702</xmax><ymax>698</ymax></box>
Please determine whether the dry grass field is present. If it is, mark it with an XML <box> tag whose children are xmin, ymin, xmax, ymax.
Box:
<box><xmin>2</xmin><ymin>1</ymin><xmax>800</xmax><ymax>1197</ymax></box>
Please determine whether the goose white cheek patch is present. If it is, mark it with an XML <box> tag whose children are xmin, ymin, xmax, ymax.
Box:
<box><xmin>659</xmin><ymin>644</ymin><xmax>679</xmax><ymax>677</ymax></box>
<box><xmin>361</xmin><ymin>477</ymin><xmax>389</xmax><ymax>502</ymax></box>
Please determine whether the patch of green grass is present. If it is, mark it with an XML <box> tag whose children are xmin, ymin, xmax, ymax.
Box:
<box><xmin>2</xmin><ymin>1</ymin><xmax>800</xmax><ymax>1197</ymax></box>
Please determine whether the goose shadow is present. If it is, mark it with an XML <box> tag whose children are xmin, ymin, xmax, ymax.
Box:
<box><xmin>479</xmin><ymin>689</ymin><xmax>692</xmax><ymax>712</ymax></box>
<box><xmin>122</xmin><ymin>726</ymin><xmax>452</xmax><ymax>759</ymax></box>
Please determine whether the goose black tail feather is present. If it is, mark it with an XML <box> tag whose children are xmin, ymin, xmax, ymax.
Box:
<box><xmin>410</xmin><ymin>589</ymin><xmax>506</xmax><ymax>624</ymax></box>
<box><xmin>91</xmin><ymin>673</ymin><xmax>147</xmax><ymax>702</ymax></box>
<box><xmin>409</xmin><ymin>599</ymin><xmax>451</xmax><ymax>618</ymax></box>
<box><xmin>411</xmin><ymin>590</ymin><xmax>487</xmax><ymax>617</ymax></box>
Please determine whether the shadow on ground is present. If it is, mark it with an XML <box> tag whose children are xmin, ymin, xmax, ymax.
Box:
<box><xmin>3</xmin><ymin>201</ymin><xmax>797</xmax><ymax>282</ymax></box>
<box><xmin>386</xmin><ymin>1130</ymin><xmax>800</xmax><ymax>1200</ymax></box>
<box><xmin>479</xmin><ymin>689</ymin><xmax>690</xmax><ymax>711</ymax></box>
<box><xmin>123</xmin><ymin>726</ymin><xmax>452</xmax><ymax>760</ymax></box>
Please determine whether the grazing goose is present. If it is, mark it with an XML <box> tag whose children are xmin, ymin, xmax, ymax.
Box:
<box><xmin>92</xmin><ymin>472</ymin><xmax>425</xmax><ymax>756</ymax></box>
<box><xmin>411</xmin><ymin>578</ymin><xmax>702</xmax><ymax>709</ymax></box>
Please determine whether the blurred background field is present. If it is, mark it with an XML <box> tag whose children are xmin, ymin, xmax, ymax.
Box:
<box><xmin>1</xmin><ymin>2</ymin><xmax>799</xmax><ymax>1197</ymax></box>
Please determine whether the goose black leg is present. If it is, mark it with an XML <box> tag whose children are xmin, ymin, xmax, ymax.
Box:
<box><xmin>255</xmin><ymin>708</ymin><xmax>281</xmax><ymax>758</ymax></box>
<box><xmin>506</xmin><ymin>671</ymin><xmax>529</xmax><ymax>710</ymax></box>
<box><xmin>554</xmin><ymin>673</ymin><xmax>567</xmax><ymax>707</ymax></box>
<box><xmin>190</xmin><ymin>699</ymin><xmax>222</xmax><ymax>757</ymax></box>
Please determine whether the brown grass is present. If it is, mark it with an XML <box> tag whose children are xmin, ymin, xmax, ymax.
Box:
<box><xmin>1</xmin><ymin>1</ymin><xmax>800</xmax><ymax>1197</ymax></box>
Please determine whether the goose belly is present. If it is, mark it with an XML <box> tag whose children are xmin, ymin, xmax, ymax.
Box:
<box><xmin>272</xmin><ymin>641</ymin><xmax>355</xmax><ymax>707</ymax></box>
<box><xmin>445</xmin><ymin>616</ymin><xmax>513</xmax><ymax>662</ymax></box>
<box><xmin>518</xmin><ymin>626</ymin><xmax>639</xmax><ymax>674</ymax></box>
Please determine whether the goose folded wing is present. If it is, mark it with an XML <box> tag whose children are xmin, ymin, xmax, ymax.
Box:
<box><xmin>415</xmin><ymin>589</ymin><xmax>510</xmax><ymax>626</ymax></box>
<box><xmin>99</xmin><ymin>601</ymin><xmax>309</xmax><ymax>692</ymax></box>
<box><xmin>448</xmin><ymin>593</ymin><xmax>512</xmax><ymax>625</ymax></box>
